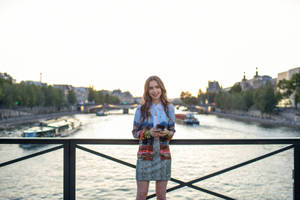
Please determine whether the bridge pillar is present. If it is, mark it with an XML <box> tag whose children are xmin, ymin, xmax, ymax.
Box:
<box><xmin>123</xmin><ymin>108</ymin><xmax>129</xmax><ymax>114</ymax></box>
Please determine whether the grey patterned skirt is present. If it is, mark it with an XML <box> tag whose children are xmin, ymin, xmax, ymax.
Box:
<box><xmin>136</xmin><ymin>138</ymin><xmax>171</xmax><ymax>181</ymax></box>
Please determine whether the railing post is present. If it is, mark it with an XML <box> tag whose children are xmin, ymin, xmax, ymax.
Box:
<box><xmin>294</xmin><ymin>144</ymin><xmax>300</xmax><ymax>200</ymax></box>
<box><xmin>64</xmin><ymin>140</ymin><xmax>76</xmax><ymax>200</ymax></box>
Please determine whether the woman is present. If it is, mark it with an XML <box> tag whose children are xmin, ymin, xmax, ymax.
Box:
<box><xmin>132</xmin><ymin>76</ymin><xmax>175</xmax><ymax>200</ymax></box>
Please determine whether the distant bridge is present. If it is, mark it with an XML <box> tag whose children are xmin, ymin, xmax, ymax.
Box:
<box><xmin>85</xmin><ymin>104</ymin><xmax>138</xmax><ymax>114</ymax></box>
<box><xmin>83</xmin><ymin>103</ymin><xmax>215</xmax><ymax>114</ymax></box>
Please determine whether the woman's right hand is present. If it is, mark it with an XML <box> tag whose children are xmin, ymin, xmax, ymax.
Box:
<box><xmin>150</xmin><ymin>128</ymin><xmax>160</xmax><ymax>138</ymax></box>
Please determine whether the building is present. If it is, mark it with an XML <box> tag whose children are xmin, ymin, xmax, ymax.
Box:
<box><xmin>277</xmin><ymin>66</ymin><xmax>300</xmax><ymax>107</ymax></box>
<box><xmin>206</xmin><ymin>81</ymin><xmax>221</xmax><ymax>93</ymax></box>
<box><xmin>73</xmin><ymin>87</ymin><xmax>89</xmax><ymax>104</ymax></box>
<box><xmin>0</xmin><ymin>72</ymin><xmax>16</xmax><ymax>83</ymax></box>
<box><xmin>112</xmin><ymin>89</ymin><xmax>135</xmax><ymax>104</ymax></box>
<box><xmin>277</xmin><ymin>67</ymin><xmax>300</xmax><ymax>83</ymax></box>
<box><xmin>240</xmin><ymin>68</ymin><xmax>275</xmax><ymax>91</ymax></box>
<box><xmin>22</xmin><ymin>80</ymin><xmax>46</xmax><ymax>86</ymax></box>
<box><xmin>53</xmin><ymin>84</ymin><xmax>73</xmax><ymax>96</ymax></box>
<box><xmin>53</xmin><ymin>85</ymin><xmax>90</xmax><ymax>105</ymax></box>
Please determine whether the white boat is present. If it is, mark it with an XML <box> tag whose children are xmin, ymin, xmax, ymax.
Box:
<box><xmin>23</xmin><ymin>117</ymin><xmax>82</xmax><ymax>138</ymax></box>
<box><xmin>175</xmin><ymin>113</ymin><xmax>200</xmax><ymax>125</ymax></box>
<box><xmin>42</xmin><ymin>118</ymin><xmax>82</xmax><ymax>137</ymax></box>
<box><xmin>20</xmin><ymin>126</ymin><xmax>57</xmax><ymax>148</ymax></box>
<box><xmin>22</xmin><ymin>126</ymin><xmax>56</xmax><ymax>137</ymax></box>
<box><xmin>96</xmin><ymin>111</ymin><xmax>107</xmax><ymax>116</ymax></box>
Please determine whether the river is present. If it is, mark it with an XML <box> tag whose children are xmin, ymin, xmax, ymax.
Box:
<box><xmin>0</xmin><ymin>109</ymin><xmax>299</xmax><ymax>200</ymax></box>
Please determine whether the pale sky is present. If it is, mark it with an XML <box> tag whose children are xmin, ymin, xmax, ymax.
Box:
<box><xmin>1</xmin><ymin>0</ymin><xmax>300</xmax><ymax>98</ymax></box>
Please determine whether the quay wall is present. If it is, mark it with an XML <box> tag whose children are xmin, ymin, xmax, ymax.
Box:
<box><xmin>0</xmin><ymin>108</ymin><xmax>79</xmax><ymax>129</ymax></box>
<box><xmin>212</xmin><ymin>109</ymin><xmax>300</xmax><ymax>128</ymax></box>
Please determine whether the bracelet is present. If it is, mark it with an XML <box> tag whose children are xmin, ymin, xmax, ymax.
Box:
<box><xmin>145</xmin><ymin>130</ymin><xmax>151</xmax><ymax>138</ymax></box>
<box><xmin>167</xmin><ymin>130</ymin><xmax>172</xmax><ymax>137</ymax></box>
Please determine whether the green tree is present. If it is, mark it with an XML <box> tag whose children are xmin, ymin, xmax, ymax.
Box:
<box><xmin>106</xmin><ymin>95</ymin><xmax>120</xmax><ymax>104</ymax></box>
<box><xmin>197</xmin><ymin>89</ymin><xmax>206</xmax><ymax>104</ymax></box>
<box><xmin>58</xmin><ymin>89</ymin><xmax>67</xmax><ymax>109</ymax></box>
<box><xmin>206</xmin><ymin>92</ymin><xmax>216</xmax><ymax>104</ymax></box>
<box><xmin>35</xmin><ymin>85</ymin><xmax>45</xmax><ymax>106</ymax></box>
<box><xmin>88</xmin><ymin>87</ymin><xmax>96</xmax><ymax>102</ymax></box>
<box><xmin>95</xmin><ymin>91</ymin><xmax>105</xmax><ymax>104</ymax></box>
<box><xmin>229</xmin><ymin>83</ymin><xmax>242</xmax><ymax>93</ymax></box>
<box><xmin>1</xmin><ymin>84</ymin><xmax>17</xmax><ymax>108</ymax></box>
<box><xmin>180</xmin><ymin>91</ymin><xmax>198</xmax><ymax>105</ymax></box>
<box><xmin>296</xmin><ymin>91</ymin><xmax>300</xmax><ymax>107</ymax></box>
<box><xmin>277</xmin><ymin>73</ymin><xmax>300</xmax><ymax>108</ymax></box>
<box><xmin>43</xmin><ymin>86</ymin><xmax>66</xmax><ymax>109</ymax></box>
<box><xmin>67</xmin><ymin>89</ymin><xmax>77</xmax><ymax>105</ymax></box>
<box><xmin>0</xmin><ymin>86</ymin><xmax>3</xmax><ymax>103</ymax></box>
<box><xmin>215</xmin><ymin>92</ymin><xmax>229</xmax><ymax>110</ymax></box>
<box><xmin>254</xmin><ymin>83</ymin><xmax>278</xmax><ymax>115</ymax></box>
<box><xmin>242</xmin><ymin>90</ymin><xmax>254</xmax><ymax>111</ymax></box>
<box><xmin>215</xmin><ymin>90</ymin><xmax>255</xmax><ymax>111</ymax></box>
<box><xmin>44</xmin><ymin>86</ymin><xmax>55</xmax><ymax>107</ymax></box>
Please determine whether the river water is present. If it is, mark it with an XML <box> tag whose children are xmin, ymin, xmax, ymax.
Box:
<box><xmin>0</xmin><ymin>109</ymin><xmax>299</xmax><ymax>200</ymax></box>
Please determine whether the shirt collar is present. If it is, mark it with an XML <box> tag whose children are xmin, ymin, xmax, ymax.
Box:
<box><xmin>151</xmin><ymin>102</ymin><xmax>162</xmax><ymax>108</ymax></box>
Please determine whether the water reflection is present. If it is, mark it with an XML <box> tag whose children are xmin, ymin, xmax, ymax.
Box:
<box><xmin>0</xmin><ymin>111</ymin><xmax>297</xmax><ymax>200</ymax></box>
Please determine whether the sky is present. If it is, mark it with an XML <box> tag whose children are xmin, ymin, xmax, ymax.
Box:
<box><xmin>1</xmin><ymin>0</ymin><xmax>300</xmax><ymax>98</ymax></box>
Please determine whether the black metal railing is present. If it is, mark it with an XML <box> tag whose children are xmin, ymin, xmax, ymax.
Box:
<box><xmin>0</xmin><ymin>138</ymin><xmax>299</xmax><ymax>200</ymax></box>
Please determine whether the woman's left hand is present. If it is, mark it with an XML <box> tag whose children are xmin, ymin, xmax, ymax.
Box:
<box><xmin>159</xmin><ymin>129</ymin><xmax>169</xmax><ymax>137</ymax></box>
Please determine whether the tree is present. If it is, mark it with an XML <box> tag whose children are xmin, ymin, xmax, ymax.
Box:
<box><xmin>0</xmin><ymin>76</ymin><xmax>14</xmax><ymax>107</ymax></box>
<box><xmin>242</xmin><ymin>90</ymin><xmax>254</xmax><ymax>111</ymax></box>
<box><xmin>229</xmin><ymin>83</ymin><xmax>242</xmax><ymax>93</ymax></box>
<box><xmin>215</xmin><ymin>92</ymin><xmax>230</xmax><ymax>110</ymax></box>
<box><xmin>43</xmin><ymin>86</ymin><xmax>66</xmax><ymax>109</ymax></box>
<box><xmin>95</xmin><ymin>91</ymin><xmax>105</xmax><ymax>104</ymax></box>
<box><xmin>206</xmin><ymin>92</ymin><xmax>216</xmax><ymax>104</ymax></box>
<box><xmin>254</xmin><ymin>83</ymin><xmax>278</xmax><ymax>115</ymax></box>
<box><xmin>35</xmin><ymin>85</ymin><xmax>45</xmax><ymax>106</ymax></box>
<box><xmin>277</xmin><ymin>73</ymin><xmax>300</xmax><ymax>108</ymax></box>
<box><xmin>88</xmin><ymin>87</ymin><xmax>96</xmax><ymax>103</ymax></box>
<box><xmin>67</xmin><ymin>89</ymin><xmax>77</xmax><ymax>105</ymax></box>
<box><xmin>296</xmin><ymin>91</ymin><xmax>300</xmax><ymax>108</ymax></box>
<box><xmin>180</xmin><ymin>91</ymin><xmax>198</xmax><ymax>105</ymax></box>
<box><xmin>0</xmin><ymin>86</ymin><xmax>3</xmax><ymax>103</ymax></box>
<box><xmin>197</xmin><ymin>89</ymin><xmax>206</xmax><ymax>104</ymax></box>
<box><xmin>1</xmin><ymin>84</ymin><xmax>18</xmax><ymax>108</ymax></box>
<box><xmin>214</xmin><ymin>92</ymin><xmax>246</xmax><ymax>111</ymax></box>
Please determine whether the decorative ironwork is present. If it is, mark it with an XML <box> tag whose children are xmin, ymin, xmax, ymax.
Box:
<box><xmin>0</xmin><ymin>138</ymin><xmax>299</xmax><ymax>199</ymax></box>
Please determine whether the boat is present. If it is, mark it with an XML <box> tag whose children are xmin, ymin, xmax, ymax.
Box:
<box><xmin>175</xmin><ymin>113</ymin><xmax>200</xmax><ymax>125</ymax></box>
<box><xmin>22</xmin><ymin>126</ymin><xmax>56</xmax><ymax>137</ymax></box>
<box><xmin>22</xmin><ymin>117</ymin><xmax>81</xmax><ymax>139</ymax></box>
<box><xmin>20</xmin><ymin>126</ymin><xmax>57</xmax><ymax>148</ymax></box>
<box><xmin>41</xmin><ymin>118</ymin><xmax>82</xmax><ymax>137</ymax></box>
<box><xmin>96</xmin><ymin>111</ymin><xmax>107</xmax><ymax>116</ymax></box>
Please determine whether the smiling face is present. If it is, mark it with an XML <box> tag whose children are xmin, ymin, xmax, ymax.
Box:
<box><xmin>148</xmin><ymin>80</ymin><xmax>162</xmax><ymax>103</ymax></box>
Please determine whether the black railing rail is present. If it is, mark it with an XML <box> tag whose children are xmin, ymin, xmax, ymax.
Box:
<box><xmin>0</xmin><ymin>138</ymin><xmax>300</xmax><ymax>200</ymax></box>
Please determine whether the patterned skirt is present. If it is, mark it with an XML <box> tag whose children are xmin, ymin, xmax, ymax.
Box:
<box><xmin>136</xmin><ymin>139</ymin><xmax>171</xmax><ymax>181</ymax></box>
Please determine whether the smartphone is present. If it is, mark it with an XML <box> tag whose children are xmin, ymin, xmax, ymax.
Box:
<box><xmin>155</xmin><ymin>124</ymin><xmax>165</xmax><ymax>131</ymax></box>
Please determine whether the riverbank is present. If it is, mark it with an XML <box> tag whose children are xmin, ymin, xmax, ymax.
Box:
<box><xmin>211</xmin><ymin>110</ymin><xmax>300</xmax><ymax>129</ymax></box>
<box><xmin>0</xmin><ymin>111</ymin><xmax>81</xmax><ymax>130</ymax></box>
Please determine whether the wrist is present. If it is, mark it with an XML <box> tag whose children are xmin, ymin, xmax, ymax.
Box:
<box><xmin>167</xmin><ymin>130</ymin><xmax>172</xmax><ymax>137</ymax></box>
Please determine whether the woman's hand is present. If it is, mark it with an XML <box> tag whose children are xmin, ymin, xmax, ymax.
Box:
<box><xmin>150</xmin><ymin>128</ymin><xmax>160</xmax><ymax>138</ymax></box>
<box><xmin>159</xmin><ymin>129</ymin><xmax>169</xmax><ymax>137</ymax></box>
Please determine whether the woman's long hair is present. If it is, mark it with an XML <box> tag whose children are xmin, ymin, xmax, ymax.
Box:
<box><xmin>141</xmin><ymin>76</ymin><xmax>170</xmax><ymax>122</ymax></box>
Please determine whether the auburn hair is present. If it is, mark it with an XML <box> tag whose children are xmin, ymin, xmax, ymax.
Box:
<box><xmin>141</xmin><ymin>76</ymin><xmax>170</xmax><ymax>122</ymax></box>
